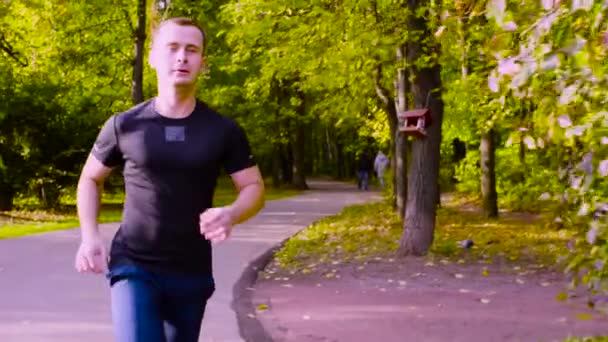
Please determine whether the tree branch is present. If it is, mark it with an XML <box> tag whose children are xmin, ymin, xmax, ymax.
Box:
<box><xmin>374</xmin><ymin>64</ymin><xmax>393</xmax><ymax>109</ymax></box>
<box><xmin>0</xmin><ymin>33</ymin><xmax>27</xmax><ymax>67</ymax></box>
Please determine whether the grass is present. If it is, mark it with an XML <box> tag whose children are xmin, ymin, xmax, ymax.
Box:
<box><xmin>0</xmin><ymin>177</ymin><xmax>300</xmax><ymax>239</ymax></box>
<box><xmin>272</xmin><ymin>194</ymin><xmax>576</xmax><ymax>275</ymax></box>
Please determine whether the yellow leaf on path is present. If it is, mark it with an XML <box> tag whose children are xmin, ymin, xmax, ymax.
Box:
<box><xmin>576</xmin><ymin>313</ymin><xmax>592</xmax><ymax>320</ymax></box>
<box><xmin>257</xmin><ymin>304</ymin><xmax>268</xmax><ymax>311</ymax></box>
<box><xmin>482</xmin><ymin>269</ymin><xmax>489</xmax><ymax>276</ymax></box>
<box><xmin>556</xmin><ymin>292</ymin><xmax>569</xmax><ymax>301</ymax></box>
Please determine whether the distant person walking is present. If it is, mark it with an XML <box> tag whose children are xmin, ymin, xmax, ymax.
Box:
<box><xmin>356</xmin><ymin>151</ymin><xmax>374</xmax><ymax>191</ymax></box>
<box><xmin>74</xmin><ymin>17</ymin><xmax>265</xmax><ymax>342</ymax></box>
<box><xmin>374</xmin><ymin>151</ymin><xmax>390</xmax><ymax>189</ymax></box>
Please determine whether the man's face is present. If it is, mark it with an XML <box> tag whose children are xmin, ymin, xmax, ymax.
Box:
<box><xmin>149</xmin><ymin>23</ymin><xmax>205</xmax><ymax>87</ymax></box>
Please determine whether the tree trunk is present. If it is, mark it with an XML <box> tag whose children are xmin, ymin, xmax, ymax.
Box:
<box><xmin>373</xmin><ymin>64</ymin><xmax>401</xmax><ymax>210</ymax></box>
<box><xmin>518</xmin><ymin>131</ymin><xmax>526</xmax><ymax>182</ymax></box>
<box><xmin>132</xmin><ymin>0</ymin><xmax>146</xmax><ymax>104</ymax></box>
<box><xmin>0</xmin><ymin>183</ymin><xmax>13</xmax><ymax>211</ymax></box>
<box><xmin>272</xmin><ymin>145</ymin><xmax>281</xmax><ymax>188</ymax></box>
<box><xmin>481</xmin><ymin>129</ymin><xmax>498</xmax><ymax>217</ymax></box>
<box><xmin>395</xmin><ymin>45</ymin><xmax>408</xmax><ymax>220</ymax></box>
<box><xmin>292</xmin><ymin>121</ymin><xmax>308</xmax><ymax>190</ymax></box>
<box><xmin>399</xmin><ymin>0</ymin><xmax>444</xmax><ymax>256</ymax></box>
<box><xmin>281</xmin><ymin>143</ymin><xmax>293</xmax><ymax>184</ymax></box>
<box><xmin>336</xmin><ymin>141</ymin><xmax>344</xmax><ymax>179</ymax></box>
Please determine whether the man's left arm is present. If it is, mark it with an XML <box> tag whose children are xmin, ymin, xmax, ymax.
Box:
<box><xmin>226</xmin><ymin>165</ymin><xmax>265</xmax><ymax>224</ymax></box>
<box><xmin>199</xmin><ymin>166</ymin><xmax>265</xmax><ymax>244</ymax></box>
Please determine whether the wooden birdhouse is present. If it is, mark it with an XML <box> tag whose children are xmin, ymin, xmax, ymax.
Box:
<box><xmin>398</xmin><ymin>108</ymin><xmax>432</xmax><ymax>137</ymax></box>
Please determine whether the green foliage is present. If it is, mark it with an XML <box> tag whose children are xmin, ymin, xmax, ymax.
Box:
<box><xmin>485</xmin><ymin>0</ymin><xmax>608</xmax><ymax>307</ymax></box>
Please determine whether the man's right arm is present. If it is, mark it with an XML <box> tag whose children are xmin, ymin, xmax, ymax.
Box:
<box><xmin>77</xmin><ymin>154</ymin><xmax>113</xmax><ymax>241</ymax></box>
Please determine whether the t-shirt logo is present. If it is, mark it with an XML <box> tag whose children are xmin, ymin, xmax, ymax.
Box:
<box><xmin>165</xmin><ymin>126</ymin><xmax>186</xmax><ymax>142</ymax></box>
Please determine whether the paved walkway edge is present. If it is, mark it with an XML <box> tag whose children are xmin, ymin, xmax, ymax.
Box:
<box><xmin>232</xmin><ymin>239</ymin><xmax>287</xmax><ymax>342</ymax></box>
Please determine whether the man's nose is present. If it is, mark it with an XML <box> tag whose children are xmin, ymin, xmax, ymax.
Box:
<box><xmin>177</xmin><ymin>49</ymin><xmax>188</xmax><ymax>63</ymax></box>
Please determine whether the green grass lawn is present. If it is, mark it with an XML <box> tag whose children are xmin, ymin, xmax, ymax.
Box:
<box><xmin>0</xmin><ymin>178</ymin><xmax>300</xmax><ymax>239</ymax></box>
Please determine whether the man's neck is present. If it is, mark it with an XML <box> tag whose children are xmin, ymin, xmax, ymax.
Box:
<box><xmin>155</xmin><ymin>87</ymin><xmax>197</xmax><ymax>119</ymax></box>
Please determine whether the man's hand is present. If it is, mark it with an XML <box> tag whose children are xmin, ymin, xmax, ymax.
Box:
<box><xmin>200</xmin><ymin>206</ymin><xmax>235</xmax><ymax>244</ymax></box>
<box><xmin>75</xmin><ymin>233</ymin><xmax>108</xmax><ymax>274</ymax></box>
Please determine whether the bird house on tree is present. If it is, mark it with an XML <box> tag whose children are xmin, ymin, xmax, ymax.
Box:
<box><xmin>398</xmin><ymin>108</ymin><xmax>433</xmax><ymax>137</ymax></box>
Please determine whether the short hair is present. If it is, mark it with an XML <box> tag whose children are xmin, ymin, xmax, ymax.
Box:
<box><xmin>151</xmin><ymin>17</ymin><xmax>207</xmax><ymax>55</ymax></box>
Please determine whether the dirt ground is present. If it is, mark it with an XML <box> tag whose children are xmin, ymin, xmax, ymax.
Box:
<box><xmin>252</xmin><ymin>258</ymin><xmax>608</xmax><ymax>342</ymax></box>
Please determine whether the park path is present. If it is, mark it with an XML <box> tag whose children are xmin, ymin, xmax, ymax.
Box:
<box><xmin>0</xmin><ymin>180</ymin><xmax>380</xmax><ymax>342</ymax></box>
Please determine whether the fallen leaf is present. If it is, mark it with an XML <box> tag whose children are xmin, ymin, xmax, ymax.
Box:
<box><xmin>480</xmin><ymin>298</ymin><xmax>491</xmax><ymax>304</ymax></box>
<box><xmin>424</xmin><ymin>262</ymin><xmax>435</xmax><ymax>267</ymax></box>
<box><xmin>457</xmin><ymin>259</ymin><xmax>465</xmax><ymax>264</ymax></box>
<box><xmin>302</xmin><ymin>315</ymin><xmax>311</xmax><ymax>320</ymax></box>
<box><xmin>281</xmin><ymin>284</ymin><xmax>293</xmax><ymax>288</ymax></box>
<box><xmin>482</xmin><ymin>269</ymin><xmax>489</xmax><ymax>276</ymax></box>
<box><xmin>247</xmin><ymin>313</ymin><xmax>256</xmax><ymax>319</ymax></box>
<box><xmin>388</xmin><ymin>279</ymin><xmax>394</xmax><ymax>283</ymax></box>
<box><xmin>454</xmin><ymin>273</ymin><xmax>464</xmax><ymax>279</ymax></box>
<box><xmin>516</xmin><ymin>278</ymin><xmax>525</xmax><ymax>285</ymax></box>
<box><xmin>541</xmin><ymin>282</ymin><xmax>551</xmax><ymax>287</ymax></box>
<box><xmin>576</xmin><ymin>313</ymin><xmax>593</xmax><ymax>320</ymax></box>
<box><xmin>459</xmin><ymin>289</ymin><xmax>470</xmax><ymax>293</ymax></box>
<box><xmin>556</xmin><ymin>292</ymin><xmax>569</xmax><ymax>301</ymax></box>
<box><xmin>257</xmin><ymin>304</ymin><xmax>269</xmax><ymax>311</ymax></box>
<box><xmin>399</xmin><ymin>280</ymin><xmax>407</xmax><ymax>286</ymax></box>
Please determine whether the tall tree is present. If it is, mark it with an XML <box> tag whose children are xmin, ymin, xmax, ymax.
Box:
<box><xmin>132</xmin><ymin>0</ymin><xmax>147</xmax><ymax>104</ymax></box>
<box><xmin>399</xmin><ymin>0</ymin><xmax>445</xmax><ymax>256</ymax></box>
<box><xmin>480</xmin><ymin>128</ymin><xmax>498</xmax><ymax>217</ymax></box>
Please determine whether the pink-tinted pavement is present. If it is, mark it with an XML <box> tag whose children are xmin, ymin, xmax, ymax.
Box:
<box><xmin>0</xmin><ymin>180</ymin><xmax>380</xmax><ymax>342</ymax></box>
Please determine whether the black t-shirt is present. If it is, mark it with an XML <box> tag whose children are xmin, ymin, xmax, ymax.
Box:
<box><xmin>90</xmin><ymin>99</ymin><xmax>256</xmax><ymax>276</ymax></box>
